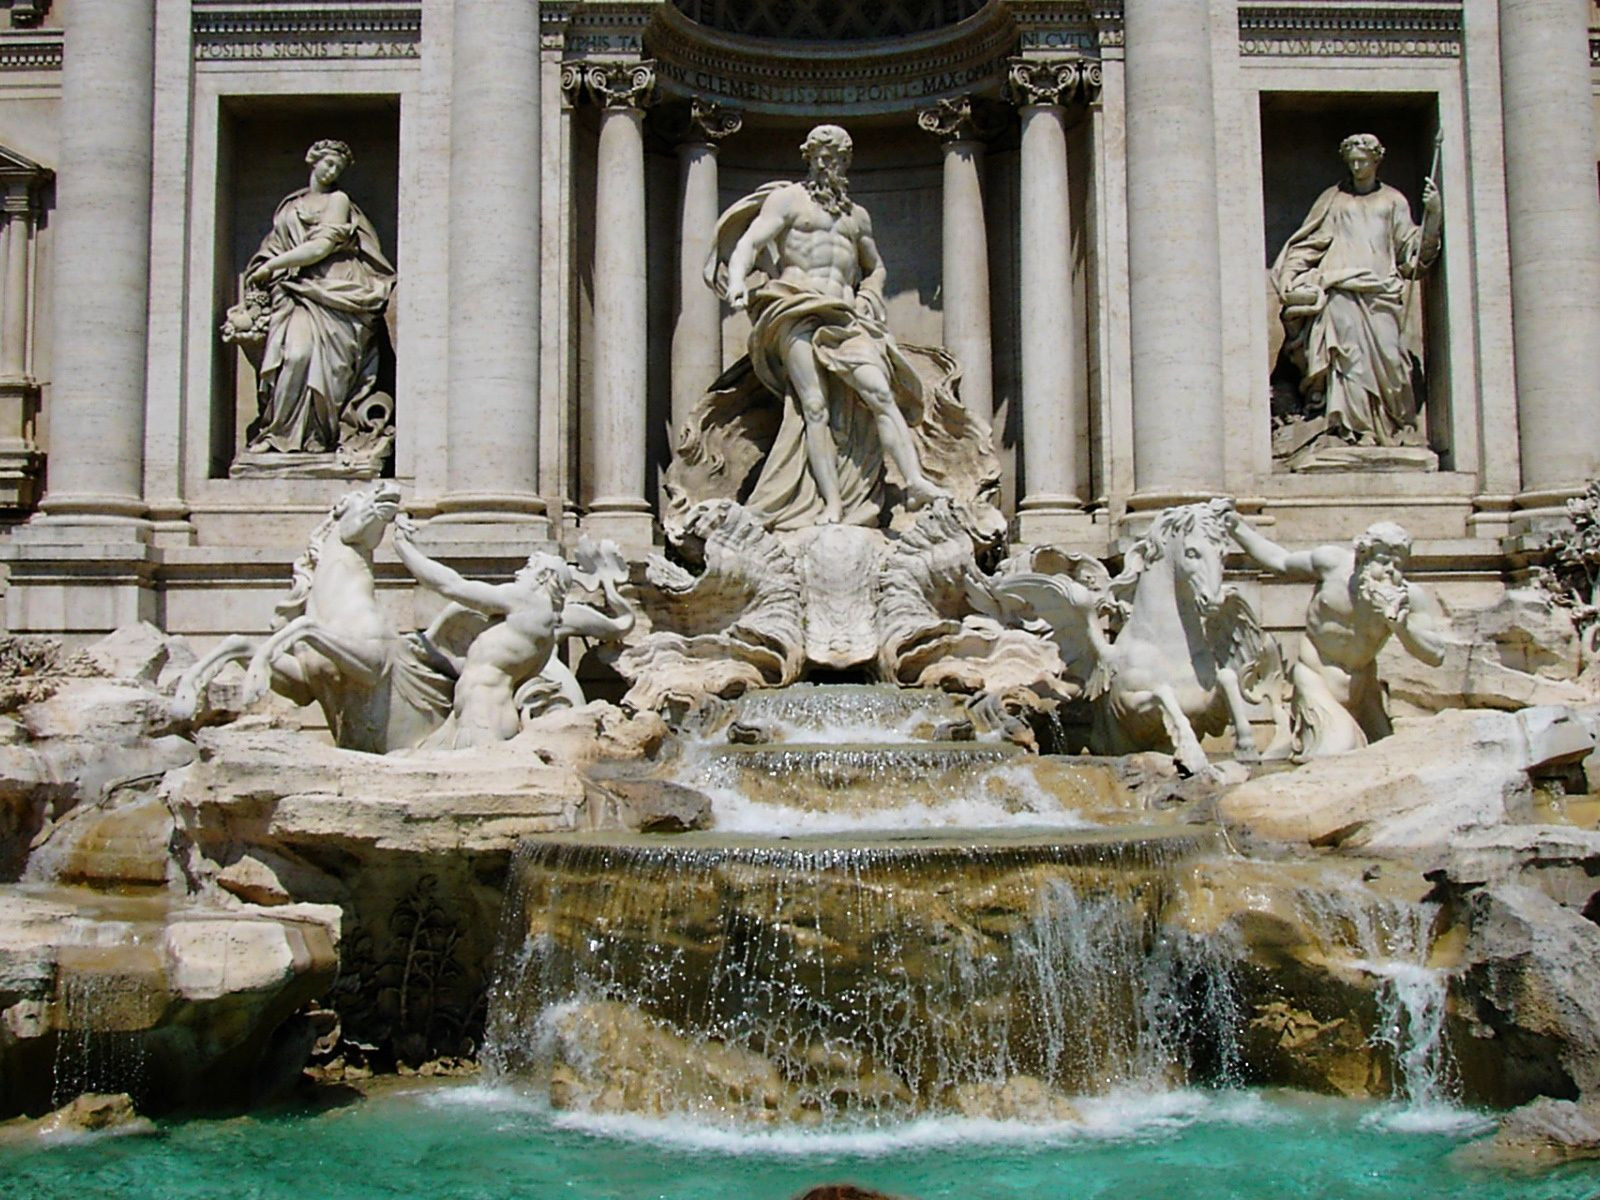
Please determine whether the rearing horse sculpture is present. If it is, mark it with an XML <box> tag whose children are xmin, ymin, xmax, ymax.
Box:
<box><xmin>988</xmin><ymin>500</ymin><xmax>1285</xmax><ymax>774</ymax></box>
<box><xmin>171</xmin><ymin>480</ymin><xmax>451</xmax><ymax>753</ymax></box>
<box><xmin>1089</xmin><ymin>501</ymin><xmax>1283</xmax><ymax>773</ymax></box>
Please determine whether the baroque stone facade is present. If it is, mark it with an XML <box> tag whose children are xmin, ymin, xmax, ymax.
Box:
<box><xmin>0</xmin><ymin>0</ymin><xmax>1597</xmax><ymax>659</ymax></box>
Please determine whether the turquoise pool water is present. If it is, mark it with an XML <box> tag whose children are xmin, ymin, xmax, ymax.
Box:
<box><xmin>4</xmin><ymin>1084</ymin><xmax>1598</xmax><ymax>1200</ymax></box>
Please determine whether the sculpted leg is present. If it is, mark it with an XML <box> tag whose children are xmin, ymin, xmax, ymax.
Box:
<box><xmin>170</xmin><ymin>634</ymin><xmax>257</xmax><ymax>720</ymax></box>
<box><xmin>1214</xmin><ymin>666</ymin><xmax>1260</xmax><ymax>762</ymax></box>
<box><xmin>784</xmin><ymin>333</ymin><xmax>843</xmax><ymax>522</ymax></box>
<box><xmin>850</xmin><ymin>364</ymin><xmax>950</xmax><ymax>508</ymax></box>
<box><xmin>1154</xmin><ymin>683</ymin><xmax>1210</xmax><ymax>775</ymax></box>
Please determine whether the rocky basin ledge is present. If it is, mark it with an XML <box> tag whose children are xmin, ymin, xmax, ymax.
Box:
<box><xmin>3</xmin><ymin>618</ymin><xmax>1600</xmax><ymax>1171</ymax></box>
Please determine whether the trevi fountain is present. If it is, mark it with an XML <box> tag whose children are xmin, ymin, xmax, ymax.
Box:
<box><xmin>3</xmin><ymin>2</ymin><xmax>1600</xmax><ymax>1198</ymax></box>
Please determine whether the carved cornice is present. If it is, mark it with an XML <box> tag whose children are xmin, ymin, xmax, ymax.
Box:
<box><xmin>541</xmin><ymin>1</ymin><xmax>574</xmax><ymax>52</ymax></box>
<box><xmin>0</xmin><ymin>28</ymin><xmax>60</xmax><ymax>70</ymax></box>
<box><xmin>1237</xmin><ymin>3</ymin><xmax>1461</xmax><ymax>59</ymax></box>
<box><xmin>1007</xmin><ymin>0</ymin><xmax>1106</xmax><ymax>55</ymax></box>
<box><xmin>644</xmin><ymin>0</ymin><xmax>1022</xmax><ymax>117</ymax></box>
<box><xmin>192</xmin><ymin>2</ymin><xmax>421</xmax><ymax>62</ymax></box>
<box><xmin>0</xmin><ymin>146</ymin><xmax>50</xmax><ymax>215</ymax></box>
<box><xmin>564</xmin><ymin>2</ymin><xmax>657</xmax><ymax>59</ymax></box>
<box><xmin>1006</xmin><ymin>57</ymin><xmax>1100</xmax><ymax>107</ymax></box>
<box><xmin>562</xmin><ymin>59</ymin><xmax>658</xmax><ymax>109</ymax></box>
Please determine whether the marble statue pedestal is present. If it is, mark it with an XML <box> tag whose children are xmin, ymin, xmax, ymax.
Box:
<box><xmin>228</xmin><ymin>451</ymin><xmax>387</xmax><ymax>481</ymax></box>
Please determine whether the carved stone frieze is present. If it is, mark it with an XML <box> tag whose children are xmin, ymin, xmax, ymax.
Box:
<box><xmin>1008</xmin><ymin>0</ymin><xmax>1105</xmax><ymax>55</ymax></box>
<box><xmin>563</xmin><ymin>1</ymin><xmax>654</xmax><ymax>58</ymax></box>
<box><xmin>1006</xmin><ymin>57</ymin><xmax>1101</xmax><ymax>107</ymax></box>
<box><xmin>0</xmin><ymin>28</ymin><xmax>60</xmax><ymax>70</ymax></box>
<box><xmin>1237</xmin><ymin>3</ymin><xmax>1461</xmax><ymax>58</ymax></box>
<box><xmin>563</xmin><ymin>60</ymin><xmax>658</xmax><ymax>109</ymax></box>
<box><xmin>191</xmin><ymin>3</ymin><xmax>421</xmax><ymax>62</ymax></box>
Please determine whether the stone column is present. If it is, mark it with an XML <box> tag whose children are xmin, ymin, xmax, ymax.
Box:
<box><xmin>0</xmin><ymin>178</ymin><xmax>43</xmax><ymax>509</ymax></box>
<box><xmin>1008</xmin><ymin>62</ymin><xmax>1091</xmax><ymax>541</ymax></box>
<box><xmin>581</xmin><ymin>61</ymin><xmax>656</xmax><ymax>553</ymax></box>
<box><xmin>36</xmin><ymin>3</ymin><xmax>157</xmax><ymax>524</ymax></box>
<box><xmin>0</xmin><ymin>191</ymin><xmax>29</xmax><ymax>379</ymax></box>
<box><xmin>433</xmin><ymin>0</ymin><xmax>547</xmax><ymax>542</ymax></box>
<box><xmin>1499</xmin><ymin>0</ymin><xmax>1600</xmax><ymax>511</ymax></box>
<box><xmin>672</xmin><ymin>100</ymin><xmax>741</xmax><ymax>441</ymax></box>
<box><xmin>1122</xmin><ymin>0</ymin><xmax>1225</xmax><ymax>506</ymax></box>
<box><xmin>917</xmin><ymin>97</ymin><xmax>995</xmax><ymax>429</ymax></box>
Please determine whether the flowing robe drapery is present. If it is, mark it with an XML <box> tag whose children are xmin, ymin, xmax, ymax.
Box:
<box><xmin>699</xmin><ymin>183</ymin><xmax>930</xmax><ymax>533</ymax></box>
<box><xmin>1272</xmin><ymin>182</ymin><xmax>1437</xmax><ymax>445</ymax></box>
<box><xmin>248</xmin><ymin>189</ymin><xmax>395</xmax><ymax>453</ymax></box>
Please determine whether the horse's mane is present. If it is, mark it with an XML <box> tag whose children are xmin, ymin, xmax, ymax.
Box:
<box><xmin>271</xmin><ymin>488</ymin><xmax>364</xmax><ymax>629</ymax></box>
<box><xmin>1112</xmin><ymin>501</ymin><xmax>1231</xmax><ymax>598</ymax></box>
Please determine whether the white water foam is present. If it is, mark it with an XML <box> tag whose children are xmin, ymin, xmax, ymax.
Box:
<box><xmin>418</xmin><ymin>1083</ymin><xmax>1295</xmax><ymax>1157</ymax></box>
<box><xmin>697</xmin><ymin>761</ymin><xmax>1097</xmax><ymax>835</ymax></box>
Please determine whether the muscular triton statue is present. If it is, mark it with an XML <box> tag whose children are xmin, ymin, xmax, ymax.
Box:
<box><xmin>392</xmin><ymin>521</ymin><xmax>635</xmax><ymax>749</ymax></box>
<box><xmin>1225</xmin><ymin>512</ymin><xmax>1447</xmax><ymax>758</ymax></box>
<box><xmin>706</xmin><ymin>124</ymin><xmax>951</xmax><ymax>530</ymax></box>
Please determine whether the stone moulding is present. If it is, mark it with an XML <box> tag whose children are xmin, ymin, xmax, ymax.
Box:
<box><xmin>0</xmin><ymin>28</ymin><xmax>60</xmax><ymax>71</ymax></box>
<box><xmin>644</xmin><ymin>0</ymin><xmax>1026</xmax><ymax>115</ymax></box>
<box><xmin>1238</xmin><ymin>3</ymin><xmax>1462</xmax><ymax>58</ymax></box>
<box><xmin>192</xmin><ymin>2</ymin><xmax>421</xmax><ymax>61</ymax></box>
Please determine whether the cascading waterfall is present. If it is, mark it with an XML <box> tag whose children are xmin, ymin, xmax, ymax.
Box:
<box><xmin>672</xmin><ymin>685</ymin><xmax>1111</xmax><ymax>833</ymax></box>
<box><xmin>1294</xmin><ymin>882</ymin><xmax>1455</xmax><ymax>1107</ymax></box>
<box><xmin>483</xmin><ymin>830</ymin><xmax>1237</xmax><ymax>1125</ymax></box>
<box><xmin>50</xmin><ymin>967</ymin><xmax>150</xmax><ymax>1108</ymax></box>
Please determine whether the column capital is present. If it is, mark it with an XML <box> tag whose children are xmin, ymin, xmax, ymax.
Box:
<box><xmin>562</xmin><ymin>59</ymin><xmax>657</xmax><ymax>110</ymax></box>
<box><xmin>915</xmin><ymin>96</ymin><xmax>1004</xmax><ymax>145</ymax></box>
<box><xmin>686</xmin><ymin>98</ymin><xmax>742</xmax><ymax>145</ymax></box>
<box><xmin>1006</xmin><ymin>57</ymin><xmax>1102</xmax><ymax>108</ymax></box>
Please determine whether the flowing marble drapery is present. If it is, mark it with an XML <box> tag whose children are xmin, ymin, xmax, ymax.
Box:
<box><xmin>1272</xmin><ymin>182</ymin><xmax>1438</xmax><ymax>445</ymax></box>
<box><xmin>247</xmin><ymin>189</ymin><xmax>395</xmax><ymax>453</ymax></box>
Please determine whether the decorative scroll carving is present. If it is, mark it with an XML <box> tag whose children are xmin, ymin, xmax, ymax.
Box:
<box><xmin>688</xmin><ymin>97</ymin><xmax>742</xmax><ymax>143</ymax></box>
<box><xmin>916</xmin><ymin>97</ymin><xmax>976</xmax><ymax>142</ymax></box>
<box><xmin>564</xmin><ymin>60</ymin><xmax>657</xmax><ymax>109</ymax></box>
<box><xmin>1006</xmin><ymin>58</ymin><xmax>1101</xmax><ymax>107</ymax></box>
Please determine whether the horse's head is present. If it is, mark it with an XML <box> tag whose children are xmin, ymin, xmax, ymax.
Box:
<box><xmin>332</xmin><ymin>480</ymin><xmax>403</xmax><ymax>554</ymax></box>
<box><xmin>1147</xmin><ymin>502</ymin><xmax>1231</xmax><ymax>618</ymax></box>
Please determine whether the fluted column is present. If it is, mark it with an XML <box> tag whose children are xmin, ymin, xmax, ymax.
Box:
<box><xmin>1500</xmin><ymin>0</ymin><xmax>1600</xmax><ymax>511</ymax></box>
<box><xmin>672</xmin><ymin>100</ymin><xmax>741</xmax><ymax>440</ymax></box>
<box><xmin>37</xmin><ymin>3</ymin><xmax>156</xmax><ymax>523</ymax></box>
<box><xmin>434</xmin><ymin>0</ymin><xmax>546</xmax><ymax>540</ymax></box>
<box><xmin>1009</xmin><ymin>62</ymin><xmax>1092</xmax><ymax>541</ymax></box>
<box><xmin>0</xmin><ymin>191</ymin><xmax>29</xmax><ymax>380</ymax></box>
<box><xmin>917</xmin><ymin>97</ymin><xmax>995</xmax><ymax>429</ymax></box>
<box><xmin>1123</xmin><ymin>0</ymin><xmax>1225</xmax><ymax>506</ymax></box>
<box><xmin>0</xmin><ymin>176</ymin><xmax>44</xmax><ymax>510</ymax></box>
<box><xmin>581</xmin><ymin>61</ymin><xmax>656</xmax><ymax>552</ymax></box>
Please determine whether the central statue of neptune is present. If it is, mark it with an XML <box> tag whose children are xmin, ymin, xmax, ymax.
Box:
<box><xmin>705</xmin><ymin>124</ymin><xmax>951</xmax><ymax>530</ymax></box>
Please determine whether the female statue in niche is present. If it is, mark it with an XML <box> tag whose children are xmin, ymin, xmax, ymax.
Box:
<box><xmin>1272</xmin><ymin>132</ymin><xmax>1441</xmax><ymax>453</ymax></box>
<box><xmin>224</xmin><ymin>139</ymin><xmax>396</xmax><ymax>464</ymax></box>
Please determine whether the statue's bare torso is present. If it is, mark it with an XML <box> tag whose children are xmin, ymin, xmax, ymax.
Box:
<box><xmin>768</xmin><ymin>184</ymin><xmax>869</xmax><ymax>301</ymax></box>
